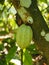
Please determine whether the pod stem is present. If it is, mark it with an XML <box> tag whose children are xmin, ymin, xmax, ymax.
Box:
<box><xmin>21</xmin><ymin>49</ymin><xmax>23</xmax><ymax>65</ymax></box>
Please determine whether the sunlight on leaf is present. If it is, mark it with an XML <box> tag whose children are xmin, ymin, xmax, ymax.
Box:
<box><xmin>23</xmin><ymin>49</ymin><xmax>32</xmax><ymax>65</ymax></box>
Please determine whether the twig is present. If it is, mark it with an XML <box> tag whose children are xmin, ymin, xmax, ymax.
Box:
<box><xmin>21</xmin><ymin>49</ymin><xmax>23</xmax><ymax>65</ymax></box>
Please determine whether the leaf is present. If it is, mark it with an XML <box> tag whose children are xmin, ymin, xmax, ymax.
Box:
<box><xmin>20</xmin><ymin>0</ymin><xmax>31</xmax><ymax>8</ymax></box>
<box><xmin>23</xmin><ymin>50</ymin><xmax>32</xmax><ymax>65</ymax></box>
<box><xmin>27</xmin><ymin>44</ymin><xmax>36</xmax><ymax>51</ymax></box>
<box><xmin>0</xmin><ymin>53</ymin><xmax>7</xmax><ymax>65</ymax></box>
<box><xmin>6</xmin><ymin>45</ymin><xmax>17</xmax><ymax>63</ymax></box>
<box><xmin>39</xmin><ymin>0</ymin><xmax>47</xmax><ymax>3</ymax></box>
<box><xmin>0</xmin><ymin>31</ymin><xmax>8</xmax><ymax>35</ymax></box>
<box><xmin>3</xmin><ymin>38</ymin><xmax>16</xmax><ymax>46</ymax></box>
<box><xmin>8</xmin><ymin>17</ymin><xmax>17</xmax><ymax>29</ymax></box>
<box><xmin>0</xmin><ymin>43</ymin><xmax>4</xmax><ymax>51</ymax></box>
<box><xmin>27</xmin><ymin>44</ymin><xmax>39</xmax><ymax>54</ymax></box>
<box><xmin>0</xmin><ymin>59</ymin><xmax>7</xmax><ymax>65</ymax></box>
<box><xmin>0</xmin><ymin>0</ymin><xmax>4</xmax><ymax>4</ymax></box>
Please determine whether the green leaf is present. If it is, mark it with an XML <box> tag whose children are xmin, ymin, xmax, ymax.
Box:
<box><xmin>3</xmin><ymin>38</ymin><xmax>16</xmax><ymax>47</ymax></box>
<box><xmin>39</xmin><ymin>0</ymin><xmax>47</xmax><ymax>3</ymax></box>
<box><xmin>8</xmin><ymin>16</ymin><xmax>17</xmax><ymax>29</ymax></box>
<box><xmin>23</xmin><ymin>50</ymin><xmax>32</xmax><ymax>65</ymax></box>
<box><xmin>0</xmin><ymin>43</ymin><xmax>4</xmax><ymax>51</ymax></box>
<box><xmin>27</xmin><ymin>44</ymin><xmax>36</xmax><ymax>51</ymax></box>
<box><xmin>27</xmin><ymin>44</ymin><xmax>39</xmax><ymax>54</ymax></box>
<box><xmin>0</xmin><ymin>0</ymin><xmax>4</xmax><ymax>4</ymax></box>
<box><xmin>0</xmin><ymin>31</ymin><xmax>8</xmax><ymax>35</ymax></box>
<box><xmin>0</xmin><ymin>58</ymin><xmax>7</xmax><ymax>65</ymax></box>
<box><xmin>6</xmin><ymin>45</ymin><xmax>17</xmax><ymax>63</ymax></box>
<box><xmin>0</xmin><ymin>53</ymin><xmax>7</xmax><ymax>65</ymax></box>
<box><xmin>20</xmin><ymin>0</ymin><xmax>31</xmax><ymax>8</ymax></box>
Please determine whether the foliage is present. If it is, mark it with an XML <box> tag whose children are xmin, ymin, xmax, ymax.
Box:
<box><xmin>0</xmin><ymin>0</ymin><xmax>49</xmax><ymax>65</ymax></box>
<box><xmin>38</xmin><ymin>0</ymin><xmax>49</xmax><ymax>27</ymax></box>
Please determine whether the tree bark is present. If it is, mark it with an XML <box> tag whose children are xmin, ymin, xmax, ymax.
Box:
<box><xmin>11</xmin><ymin>0</ymin><xmax>49</xmax><ymax>64</ymax></box>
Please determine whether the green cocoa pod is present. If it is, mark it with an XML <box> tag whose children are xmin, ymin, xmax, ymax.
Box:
<box><xmin>16</xmin><ymin>24</ymin><xmax>33</xmax><ymax>49</ymax></box>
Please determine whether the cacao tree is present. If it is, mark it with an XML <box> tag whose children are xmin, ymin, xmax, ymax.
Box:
<box><xmin>0</xmin><ymin>0</ymin><xmax>49</xmax><ymax>65</ymax></box>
